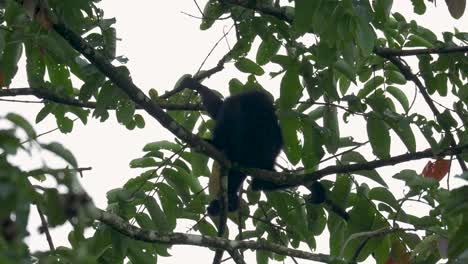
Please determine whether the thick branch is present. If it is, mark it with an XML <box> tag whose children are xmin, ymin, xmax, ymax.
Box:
<box><xmin>380</xmin><ymin>55</ymin><xmax>467</xmax><ymax>171</ymax></box>
<box><xmin>244</xmin><ymin>144</ymin><xmax>468</xmax><ymax>188</ymax></box>
<box><xmin>28</xmin><ymin>18</ymin><xmax>229</xmax><ymax>167</ymax></box>
<box><xmin>219</xmin><ymin>0</ymin><xmax>293</xmax><ymax>23</ymax></box>
<box><xmin>374</xmin><ymin>46</ymin><xmax>468</xmax><ymax>57</ymax></box>
<box><xmin>219</xmin><ymin>1</ymin><xmax>468</xmax><ymax>58</ymax></box>
<box><xmin>91</xmin><ymin>208</ymin><xmax>333</xmax><ymax>263</ymax></box>
<box><xmin>0</xmin><ymin>88</ymin><xmax>204</xmax><ymax>111</ymax></box>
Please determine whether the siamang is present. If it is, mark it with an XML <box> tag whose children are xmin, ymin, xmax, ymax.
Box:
<box><xmin>181</xmin><ymin>77</ymin><xmax>283</xmax><ymax>215</ymax></box>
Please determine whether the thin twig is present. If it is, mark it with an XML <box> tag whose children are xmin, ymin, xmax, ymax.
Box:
<box><xmin>381</xmin><ymin>55</ymin><xmax>467</xmax><ymax>171</ymax></box>
<box><xmin>36</xmin><ymin>205</ymin><xmax>55</xmax><ymax>251</ymax></box>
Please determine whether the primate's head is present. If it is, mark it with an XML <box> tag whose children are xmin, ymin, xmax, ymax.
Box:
<box><xmin>229</xmin><ymin>90</ymin><xmax>276</xmax><ymax>114</ymax></box>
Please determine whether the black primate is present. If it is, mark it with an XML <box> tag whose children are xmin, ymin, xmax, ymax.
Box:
<box><xmin>181</xmin><ymin>78</ymin><xmax>283</xmax><ymax>215</ymax></box>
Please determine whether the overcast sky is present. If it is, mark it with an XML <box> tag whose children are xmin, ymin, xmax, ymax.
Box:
<box><xmin>1</xmin><ymin>1</ymin><xmax>467</xmax><ymax>263</ymax></box>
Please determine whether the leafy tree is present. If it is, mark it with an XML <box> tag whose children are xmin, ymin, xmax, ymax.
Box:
<box><xmin>0</xmin><ymin>0</ymin><xmax>467</xmax><ymax>263</ymax></box>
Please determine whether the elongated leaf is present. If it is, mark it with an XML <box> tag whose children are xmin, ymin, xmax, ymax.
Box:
<box><xmin>334</xmin><ymin>59</ymin><xmax>356</xmax><ymax>83</ymax></box>
<box><xmin>235</xmin><ymin>58</ymin><xmax>264</xmax><ymax>75</ymax></box>
<box><xmin>324</xmin><ymin>104</ymin><xmax>340</xmax><ymax>154</ymax></box>
<box><xmin>280</xmin><ymin>69</ymin><xmax>303</xmax><ymax>109</ymax></box>
<box><xmin>256</xmin><ymin>35</ymin><xmax>281</xmax><ymax>65</ymax></box>
<box><xmin>367</xmin><ymin>113</ymin><xmax>391</xmax><ymax>159</ymax></box>
<box><xmin>7</xmin><ymin>113</ymin><xmax>36</xmax><ymax>139</ymax></box>
<box><xmin>279</xmin><ymin>114</ymin><xmax>301</xmax><ymax>165</ymax></box>
<box><xmin>41</xmin><ymin>142</ymin><xmax>78</xmax><ymax>168</ymax></box>
<box><xmin>358</xmin><ymin>76</ymin><xmax>384</xmax><ymax>98</ymax></box>
<box><xmin>294</xmin><ymin>0</ymin><xmax>316</xmax><ymax>34</ymax></box>
<box><xmin>144</xmin><ymin>196</ymin><xmax>170</xmax><ymax>232</ymax></box>
<box><xmin>386</xmin><ymin>86</ymin><xmax>409</xmax><ymax>112</ymax></box>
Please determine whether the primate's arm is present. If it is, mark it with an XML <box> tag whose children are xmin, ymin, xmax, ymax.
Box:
<box><xmin>181</xmin><ymin>77</ymin><xmax>223</xmax><ymax>119</ymax></box>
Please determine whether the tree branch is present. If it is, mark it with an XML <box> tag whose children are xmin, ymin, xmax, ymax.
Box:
<box><xmin>90</xmin><ymin>208</ymin><xmax>334</xmax><ymax>263</ymax></box>
<box><xmin>21</xmin><ymin>14</ymin><xmax>230</xmax><ymax>167</ymax></box>
<box><xmin>36</xmin><ymin>205</ymin><xmax>55</xmax><ymax>251</ymax></box>
<box><xmin>0</xmin><ymin>88</ymin><xmax>204</xmax><ymax>111</ymax></box>
<box><xmin>218</xmin><ymin>0</ymin><xmax>468</xmax><ymax>58</ymax></box>
<box><xmin>379</xmin><ymin>55</ymin><xmax>467</xmax><ymax>171</ymax></box>
<box><xmin>243</xmin><ymin>144</ymin><xmax>468</xmax><ymax>188</ymax></box>
<box><xmin>374</xmin><ymin>46</ymin><xmax>468</xmax><ymax>57</ymax></box>
<box><xmin>219</xmin><ymin>0</ymin><xmax>293</xmax><ymax>23</ymax></box>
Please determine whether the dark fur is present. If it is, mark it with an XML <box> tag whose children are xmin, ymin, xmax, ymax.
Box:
<box><xmin>208</xmin><ymin>90</ymin><xmax>283</xmax><ymax>214</ymax></box>
<box><xmin>181</xmin><ymin>78</ymin><xmax>283</xmax><ymax>215</ymax></box>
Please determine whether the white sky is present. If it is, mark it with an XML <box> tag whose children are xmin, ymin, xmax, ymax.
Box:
<box><xmin>1</xmin><ymin>1</ymin><xmax>467</xmax><ymax>263</ymax></box>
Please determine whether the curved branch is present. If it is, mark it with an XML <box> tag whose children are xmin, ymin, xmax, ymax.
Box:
<box><xmin>374</xmin><ymin>46</ymin><xmax>468</xmax><ymax>57</ymax></box>
<box><xmin>26</xmin><ymin>16</ymin><xmax>230</xmax><ymax>167</ymax></box>
<box><xmin>219</xmin><ymin>1</ymin><xmax>468</xmax><ymax>58</ymax></box>
<box><xmin>243</xmin><ymin>144</ymin><xmax>468</xmax><ymax>188</ymax></box>
<box><xmin>0</xmin><ymin>88</ymin><xmax>204</xmax><ymax>111</ymax></box>
<box><xmin>91</xmin><ymin>208</ymin><xmax>333</xmax><ymax>263</ymax></box>
<box><xmin>219</xmin><ymin>0</ymin><xmax>293</xmax><ymax>23</ymax></box>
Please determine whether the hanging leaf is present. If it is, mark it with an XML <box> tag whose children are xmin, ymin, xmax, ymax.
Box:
<box><xmin>445</xmin><ymin>0</ymin><xmax>466</xmax><ymax>19</ymax></box>
<box><xmin>421</xmin><ymin>159</ymin><xmax>450</xmax><ymax>182</ymax></box>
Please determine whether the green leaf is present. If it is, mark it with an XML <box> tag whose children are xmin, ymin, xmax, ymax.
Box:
<box><xmin>93</xmin><ymin>81</ymin><xmax>122</xmax><ymax>121</ymax></box>
<box><xmin>374</xmin><ymin>0</ymin><xmax>393</xmax><ymax>21</ymax></box>
<box><xmin>129</xmin><ymin>157</ymin><xmax>158</xmax><ymax>168</ymax></box>
<box><xmin>143</xmin><ymin>140</ymin><xmax>182</xmax><ymax>153</ymax></box>
<box><xmin>24</xmin><ymin>40</ymin><xmax>46</xmax><ymax>87</ymax></box>
<box><xmin>386</xmin><ymin>86</ymin><xmax>409</xmax><ymax>112</ymax></box>
<box><xmin>79</xmin><ymin>73</ymin><xmax>105</xmax><ymax>102</ymax></box>
<box><xmin>36</xmin><ymin>104</ymin><xmax>55</xmax><ymax>123</ymax></box>
<box><xmin>43</xmin><ymin>189</ymin><xmax>67</xmax><ymax>226</ymax></box>
<box><xmin>134</xmin><ymin>114</ymin><xmax>145</xmax><ymax>128</ymax></box>
<box><xmin>334</xmin><ymin>59</ymin><xmax>356</xmax><ymax>83</ymax></box>
<box><xmin>127</xmin><ymin>241</ymin><xmax>157</xmax><ymax>264</ymax></box>
<box><xmin>279</xmin><ymin>114</ymin><xmax>301</xmax><ymax>165</ymax></box>
<box><xmin>116</xmin><ymin>99</ymin><xmax>135</xmax><ymax>125</ymax></box>
<box><xmin>342</xmin><ymin>152</ymin><xmax>388</xmax><ymax>187</ymax></box>
<box><xmin>323</xmin><ymin>104</ymin><xmax>340</xmax><ymax>154</ymax></box>
<box><xmin>437</xmin><ymin>110</ymin><xmax>458</xmax><ymax>130</ymax></box>
<box><xmin>368</xmin><ymin>187</ymin><xmax>399</xmax><ymax>210</ymax></box>
<box><xmin>393</xmin><ymin>169</ymin><xmax>438</xmax><ymax>190</ymax></box>
<box><xmin>358</xmin><ymin>76</ymin><xmax>384</xmax><ymax>98</ymax></box>
<box><xmin>200</xmin><ymin>0</ymin><xmax>227</xmax><ymax>30</ymax></box>
<box><xmin>280</xmin><ymin>69</ymin><xmax>303</xmax><ymax>109</ymax></box>
<box><xmin>321</xmin><ymin>69</ymin><xmax>340</xmax><ymax>101</ymax></box>
<box><xmin>302</xmin><ymin>119</ymin><xmax>325</xmax><ymax>170</ymax></box>
<box><xmin>355</xmin><ymin>20</ymin><xmax>376</xmax><ymax>56</ymax></box>
<box><xmin>256</xmin><ymin>250</ymin><xmax>270</xmax><ymax>264</ymax></box>
<box><xmin>294</xmin><ymin>0</ymin><xmax>315</xmax><ymax>34</ymax></box>
<box><xmin>156</xmin><ymin>183</ymin><xmax>179</xmax><ymax>230</ymax></box>
<box><xmin>384</xmin><ymin>113</ymin><xmax>416</xmax><ymax>152</ymax></box>
<box><xmin>410</xmin><ymin>0</ymin><xmax>426</xmax><ymax>15</ymax></box>
<box><xmin>56</xmin><ymin>115</ymin><xmax>74</xmax><ymax>133</ymax></box>
<box><xmin>135</xmin><ymin>213</ymin><xmax>155</xmax><ymax>229</ymax></box>
<box><xmin>144</xmin><ymin>196</ymin><xmax>170</xmax><ymax>232</ymax></box>
<box><xmin>162</xmin><ymin>168</ymin><xmax>191</xmax><ymax>203</ymax></box>
<box><xmin>256</xmin><ymin>35</ymin><xmax>281</xmax><ymax>65</ymax></box>
<box><xmin>434</xmin><ymin>73</ymin><xmax>448</xmax><ymax>96</ymax></box>
<box><xmin>103</xmin><ymin>27</ymin><xmax>116</xmax><ymax>59</ymax></box>
<box><xmin>406</xmin><ymin>34</ymin><xmax>433</xmax><ymax>48</ymax></box>
<box><xmin>235</xmin><ymin>58</ymin><xmax>265</xmax><ymax>76</ymax></box>
<box><xmin>0</xmin><ymin>31</ymin><xmax>23</xmax><ymax>86</ymax></box>
<box><xmin>6</xmin><ymin>113</ymin><xmax>36</xmax><ymax>139</ymax></box>
<box><xmin>41</xmin><ymin>142</ymin><xmax>78</xmax><ymax>168</ymax></box>
<box><xmin>385</xmin><ymin>70</ymin><xmax>406</xmax><ymax>85</ymax></box>
<box><xmin>367</xmin><ymin>113</ymin><xmax>391</xmax><ymax>159</ymax></box>
<box><xmin>228</xmin><ymin>78</ymin><xmax>244</xmax><ymax>95</ymax></box>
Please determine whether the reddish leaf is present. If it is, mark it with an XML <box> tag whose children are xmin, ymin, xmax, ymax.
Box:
<box><xmin>421</xmin><ymin>159</ymin><xmax>450</xmax><ymax>181</ymax></box>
